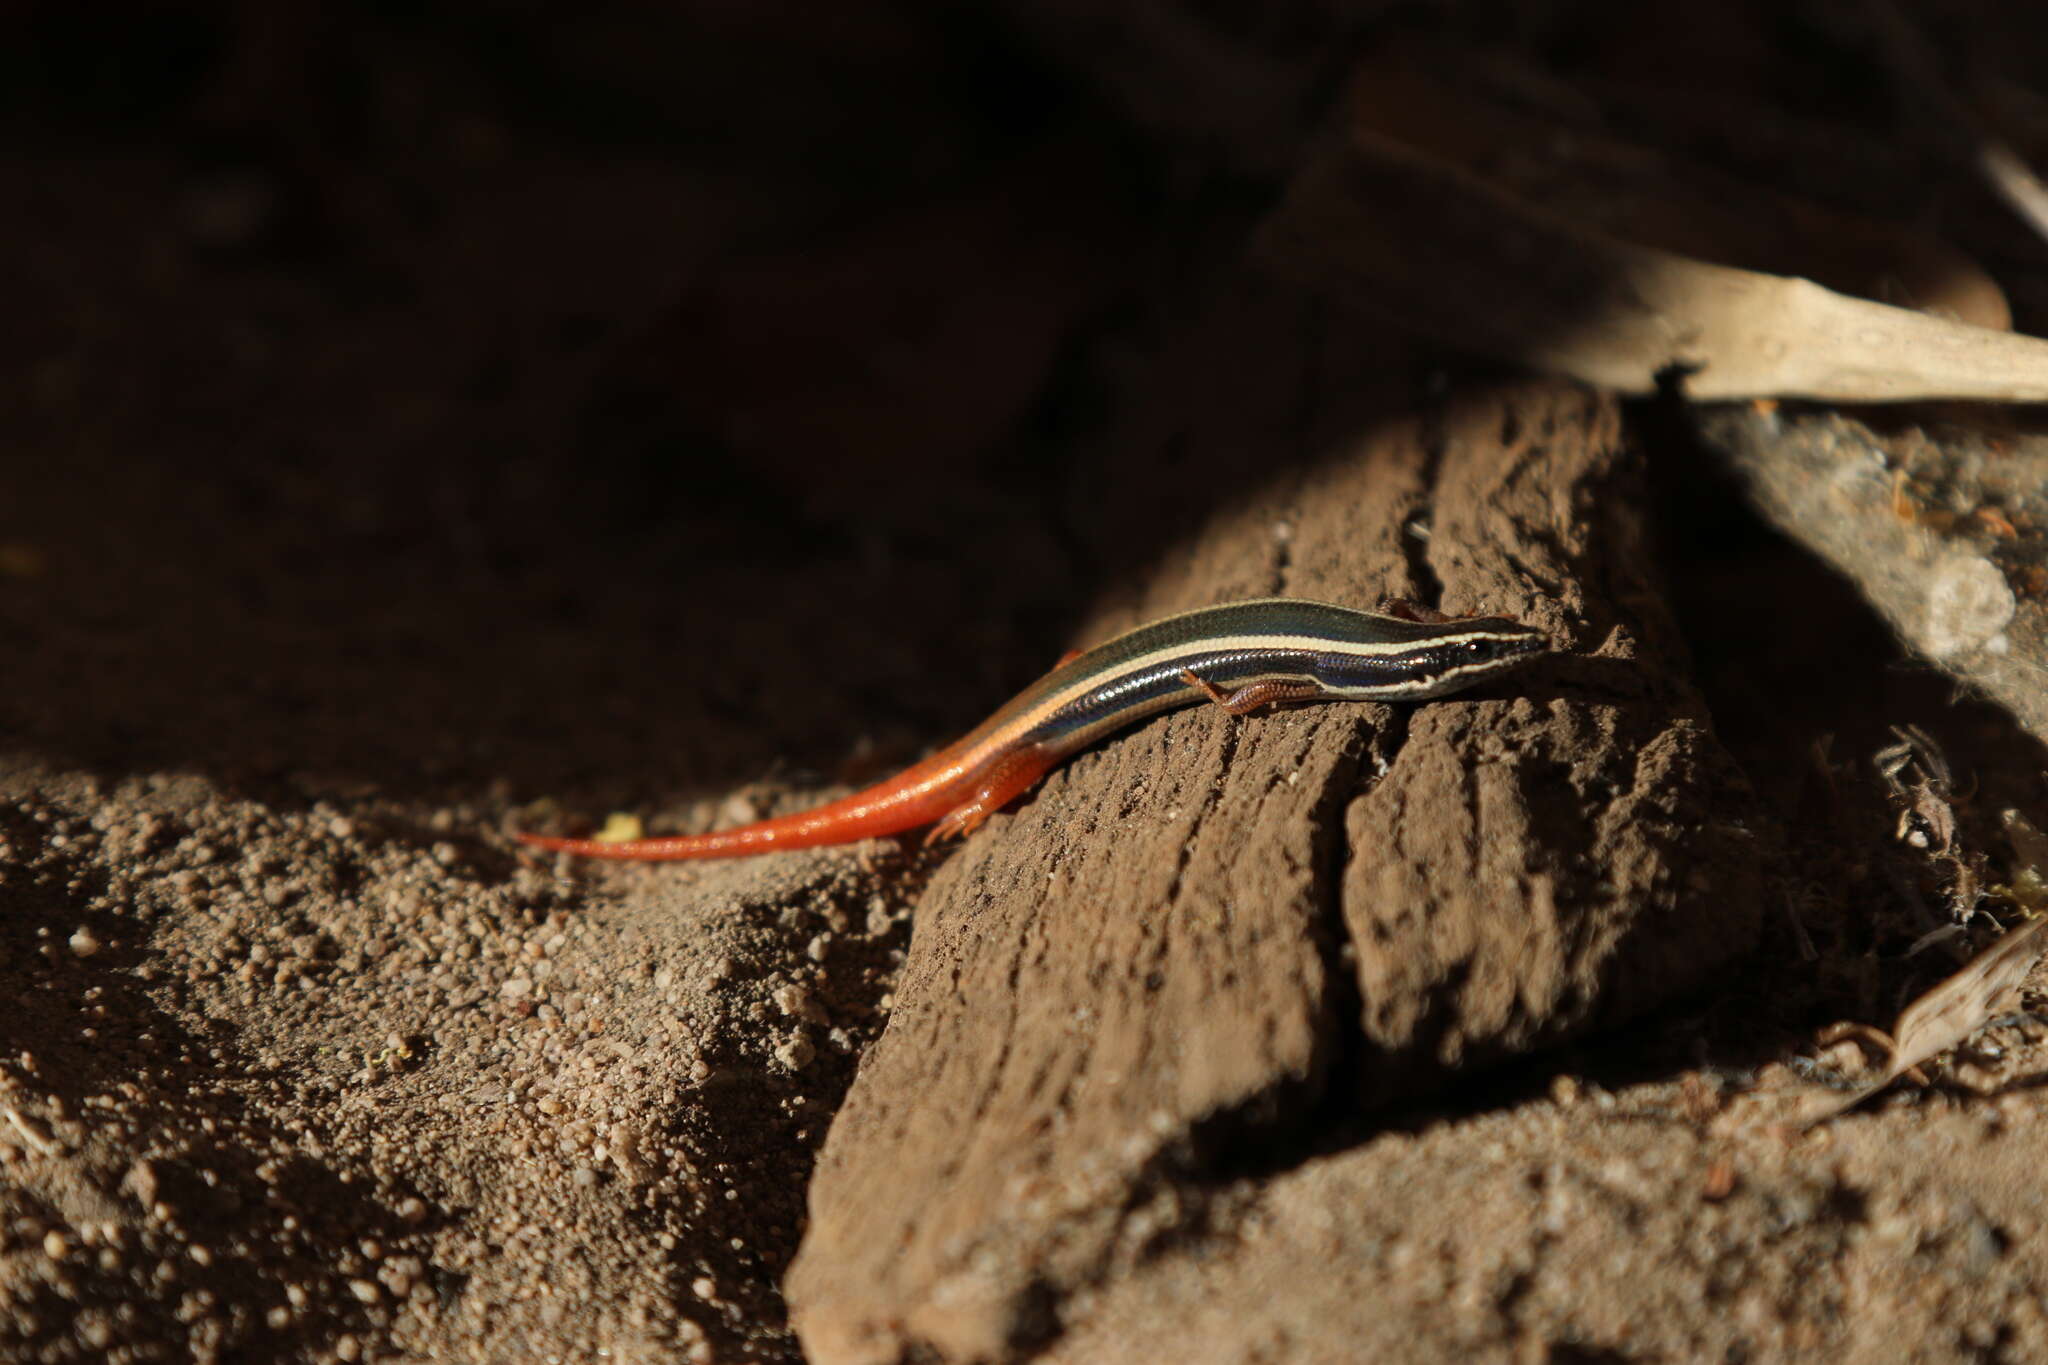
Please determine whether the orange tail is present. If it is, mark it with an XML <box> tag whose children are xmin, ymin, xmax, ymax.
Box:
<box><xmin>515</xmin><ymin>792</ymin><xmax>955</xmax><ymax>861</ymax></box>
<box><xmin>516</xmin><ymin>742</ymin><xmax>1060</xmax><ymax>862</ymax></box>
<box><xmin>515</xmin><ymin>748</ymin><xmax>984</xmax><ymax>862</ymax></box>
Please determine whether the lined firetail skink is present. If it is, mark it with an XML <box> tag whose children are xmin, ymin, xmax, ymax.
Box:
<box><xmin>516</xmin><ymin>597</ymin><xmax>1549</xmax><ymax>861</ymax></box>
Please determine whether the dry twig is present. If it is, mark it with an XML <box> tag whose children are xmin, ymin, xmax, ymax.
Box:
<box><xmin>1862</xmin><ymin>0</ymin><xmax>2048</xmax><ymax>249</ymax></box>
<box><xmin>1260</xmin><ymin>130</ymin><xmax>2048</xmax><ymax>403</ymax></box>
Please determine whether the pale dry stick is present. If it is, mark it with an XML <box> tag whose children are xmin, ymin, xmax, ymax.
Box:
<box><xmin>1861</xmin><ymin>0</ymin><xmax>2048</xmax><ymax>250</ymax></box>
<box><xmin>1976</xmin><ymin>143</ymin><xmax>2048</xmax><ymax>249</ymax></box>
<box><xmin>1259</xmin><ymin>128</ymin><xmax>2048</xmax><ymax>403</ymax></box>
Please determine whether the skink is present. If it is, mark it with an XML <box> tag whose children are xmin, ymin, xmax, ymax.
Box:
<box><xmin>517</xmin><ymin>597</ymin><xmax>1549</xmax><ymax>861</ymax></box>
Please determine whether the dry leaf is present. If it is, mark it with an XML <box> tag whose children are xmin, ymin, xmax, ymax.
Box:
<box><xmin>1791</xmin><ymin>917</ymin><xmax>2048</xmax><ymax>1126</ymax></box>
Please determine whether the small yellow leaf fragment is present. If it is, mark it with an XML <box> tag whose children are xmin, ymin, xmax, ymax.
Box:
<box><xmin>595</xmin><ymin>813</ymin><xmax>646</xmax><ymax>844</ymax></box>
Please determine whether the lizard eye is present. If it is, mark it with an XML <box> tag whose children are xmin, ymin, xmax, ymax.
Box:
<box><xmin>1463</xmin><ymin>640</ymin><xmax>1489</xmax><ymax>657</ymax></box>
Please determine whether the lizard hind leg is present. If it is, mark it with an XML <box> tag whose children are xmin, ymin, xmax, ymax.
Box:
<box><xmin>1178</xmin><ymin>668</ymin><xmax>1324</xmax><ymax>716</ymax></box>
<box><xmin>925</xmin><ymin>746</ymin><xmax>1058</xmax><ymax>845</ymax></box>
